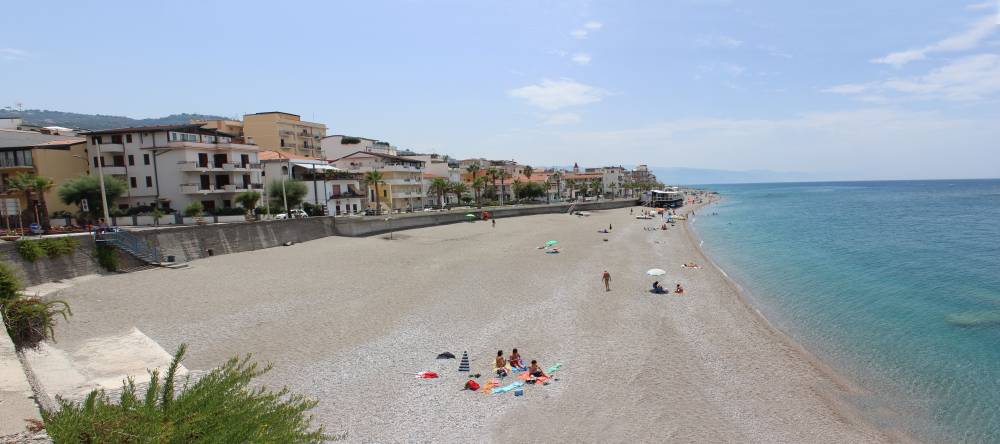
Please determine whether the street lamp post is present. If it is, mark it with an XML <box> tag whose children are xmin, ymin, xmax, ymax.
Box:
<box><xmin>94</xmin><ymin>142</ymin><xmax>111</xmax><ymax>224</ymax></box>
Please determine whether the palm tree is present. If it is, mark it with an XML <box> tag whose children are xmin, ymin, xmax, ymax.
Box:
<box><xmin>591</xmin><ymin>178</ymin><xmax>603</xmax><ymax>198</ymax></box>
<box><xmin>465</xmin><ymin>164</ymin><xmax>480</xmax><ymax>183</ymax></box>
<box><xmin>496</xmin><ymin>170</ymin><xmax>509</xmax><ymax>204</ymax></box>
<box><xmin>550</xmin><ymin>171</ymin><xmax>562</xmax><ymax>201</ymax></box>
<box><xmin>564</xmin><ymin>178</ymin><xmax>576</xmax><ymax>201</ymax></box>
<box><xmin>7</xmin><ymin>173</ymin><xmax>54</xmax><ymax>231</ymax></box>
<box><xmin>522</xmin><ymin>165</ymin><xmax>534</xmax><ymax>182</ymax></box>
<box><xmin>449</xmin><ymin>181</ymin><xmax>468</xmax><ymax>205</ymax></box>
<box><xmin>471</xmin><ymin>176</ymin><xmax>486</xmax><ymax>206</ymax></box>
<box><xmin>429</xmin><ymin>177</ymin><xmax>450</xmax><ymax>208</ymax></box>
<box><xmin>363</xmin><ymin>170</ymin><xmax>384</xmax><ymax>215</ymax></box>
<box><xmin>486</xmin><ymin>167</ymin><xmax>499</xmax><ymax>199</ymax></box>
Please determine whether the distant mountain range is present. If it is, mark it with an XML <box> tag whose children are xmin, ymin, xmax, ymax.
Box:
<box><xmin>650</xmin><ymin>167</ymin><xmax>826</xmax><ymax>186</ymax></box>
<box><xmin>0</xmin><ymin>109</ymin><xmax>228</xmax><ymax>131</ymax></box>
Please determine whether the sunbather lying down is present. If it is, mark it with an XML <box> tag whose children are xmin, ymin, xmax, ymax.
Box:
<box><xmin>682</xmin><ymin>262</ymin><xmax>701</xmax><ymax>269</ymax></box>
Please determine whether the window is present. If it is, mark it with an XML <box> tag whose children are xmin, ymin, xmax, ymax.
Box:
<box><xmin>111</xmin><ymin>134</ymin><xmax>123</xmax><ymax>144</ymax></box>
<box><xmin>113</xmin><ymin>155</ymin><xmax>125</xmax><ymax>167</ymax></box>
<box><xmin>130</xmin><ymin>177</ymin><xmax>137</xmax><ymax>188</ymax></box>
<box><xmin>126</xmin><ymin>134</ymin><xmax>133</xmax><ymax>143</ymax></box>
<box><xmin>280</xmin><ymin>139</ymin><xmax>285</xmax><ymax>147</ymax></box>
<box><xmin>145</xmin><ymin>176</ymin><xmax>153</xmax><ymax>187</ymax></box>
<box><xmin>92</xmin><ymin>136</ymin><xmax>103</xmax><ymax>145</ymax></box>
<box><xmin>143</xmin><ymin>154</ymin><xmax>150</xmax><ymax>165</ymax></box>
<box><xmin>128</xmin><ymin>155</ymin><xmax>135</xmax><ymax>166</ymax></box>
<box><xmin>92</xmin><ymin>156</ymin><xmax>99</xmax><ymax>167</ymax></box>
<box><xmin>203</xmin><ymin>135</ymin><xmax>216</xmax><ymax>143</ymax></box>
<box><xmin>223</xmin><ymin>199</ymin><xmax>232</xmax><ymax>208</ymax></box>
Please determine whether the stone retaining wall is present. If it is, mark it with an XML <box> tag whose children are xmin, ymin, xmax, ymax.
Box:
<box><xmin>1</xmin><ymin>199</ymin><xmax>638</xmax><ymax>282</ymax></box>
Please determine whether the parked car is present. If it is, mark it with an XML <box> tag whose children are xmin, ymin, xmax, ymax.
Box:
<box><xmin>274</xmin><ymin>209</ymin><xmax>308</xmax><ymax>220</ymax></box>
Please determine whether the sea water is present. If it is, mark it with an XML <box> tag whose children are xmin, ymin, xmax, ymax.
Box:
<box><xmin>692</xmin><ymin>180</ymin><xmax>1000</xmax><ymax>444</ymax></box>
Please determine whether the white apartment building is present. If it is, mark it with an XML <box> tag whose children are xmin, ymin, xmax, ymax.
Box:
<box><xmin>321</xmin><ymin>135</ymin><xmax>397</xmax><ymax>161</ymax></box>
<box><xmin>585</xmin><ymin>166</ymin><xmax>628</xmax><ymax>197</ymax></box>
<box><xmin>405</xmin><ymin>154</ymin><xmax>462</xmax><ymax>206</ymax></box>
<box><xmin>330</xmin><ymin>151</ymin><xmax>425</xmax><ymax>212</ymax></box>
<box><xmin>260</xmin><ymin>151</ymin><xmax>365</xmax><ymax>215</ymax></box>
<box><xmin>82</xmin><ymin>124</ymin><xmax>263</xmax><ymax>212</ymax></box>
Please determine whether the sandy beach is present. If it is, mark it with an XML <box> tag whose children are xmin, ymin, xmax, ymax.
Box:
<box><xmin>42</xmin><ymin>204</ymin><xmax>899</xmax><ymax>443</ymax></box>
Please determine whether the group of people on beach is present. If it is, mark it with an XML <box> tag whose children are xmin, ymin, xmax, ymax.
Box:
<box><xmin>651</xmin><ymin>281</ymin><xmax>684</xmax><ymax>294</ymax></box>
<box><xmin>495</xmin><ymin>349</ymin><xmax>547</xmax><ymax>379</ymax></box>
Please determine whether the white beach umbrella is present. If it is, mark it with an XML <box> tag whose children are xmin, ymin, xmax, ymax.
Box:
<box><xmin>646</xmin><ymin>268</ymin><xmax>666</xmax><ymax>276</ymax></box>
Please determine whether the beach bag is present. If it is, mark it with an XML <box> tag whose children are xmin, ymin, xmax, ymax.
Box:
<box><xmin>465</xmin><ymin>380</ymin><xmax>480</xmax><ymax>391</ymax></box>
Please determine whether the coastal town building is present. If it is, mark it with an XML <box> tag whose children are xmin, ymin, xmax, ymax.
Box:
<box><xmin>81</xmin><ymin>124</ymin><xmax>263</xmax><ymax>212</ymax></box>
<box><xmin>405</xmin><ymin>154</ymin><xmax>460</xmax><ymax>206</ymax></box>
<box><xmin>192</xmin><ymin>118</ymin><xmax>245</xmax><ymax>139</ymax></box>
<box><xmin>321</xmin><ymin>135</ymin><xmax>397</xmax><ymax>161</ymax></box>
<box><xmin>0</xmin><ymin>129</ymin><xmax>89</xmax><ymax>215</ymax></box>
<box><xmin>242</xmin><ymin>112</ymin><xmax>326</xmax><ymax>158</ymax></box>
<box><xmin>330</xmin><ymin>151</ymin><xmax>425</xmax><ymax>212</ymax></box>
<box><xmin>260</xmin><ymin>151</ymin><xmax>364</xmax><ymax>215</ymax></box>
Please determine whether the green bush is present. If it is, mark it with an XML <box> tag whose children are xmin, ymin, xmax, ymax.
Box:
<box><xmin>17</xmin><ymin>240</ymin><xmax>45</xmax><ymax>262</ymax></box>
<box><xmin>184</xmin><ymin>201</ymin><xmax>204</xmax><ymax>217</ymax></box>
<box><xmin>96</xmin><ymin>244</ymin><xmax>118</xmax><ymax>272</ymax></box>
<box><xmin>2</xmin><ymin>297</ymin><xmax>71</xmax><ymax>349</ymax></box>
<box><xmin>0</xmin><ymin>262</ymin><xmax>21</xmax><ymax>304</ymax></box>
<box><xmin>43</xmin><ymin>344</ymin><xmax>335</xmax><ymax>443</ymax></box>
<box><xmin>18</xmin><ymin>238</ymin><xmax>79</xmax><ymax>261</ymax></box>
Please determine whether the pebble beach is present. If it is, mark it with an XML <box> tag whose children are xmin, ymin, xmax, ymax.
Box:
<box><xmin>46</xmin><ymin>204</ymin><xmax>902</xmax><ymax>443</ymax></box>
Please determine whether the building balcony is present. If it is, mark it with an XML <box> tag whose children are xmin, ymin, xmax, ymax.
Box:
<box><xmin>384</xmin><ymin>178</ymin><xmax>422</xmax><ymax>185</ymax></box>
<box><xmin>0</xmin><ymin>164</ymin><xmax>35</xmax><ymax>171</ymax></box>
<box><xmin>94</xmin><ymin>143</ymin><xmax>124</xmax><ymax>153</ymax></box>
<box><xmin>180</xmin><ymin>183</ymin><xmax>259</xmax><ymax>194</ymax></box>
<box><xmin>100</xmin><ymin>166</ymin><xmax>127</xmax><ymax>176</ymax></box>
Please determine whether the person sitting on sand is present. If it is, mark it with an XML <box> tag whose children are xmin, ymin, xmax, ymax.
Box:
<box><xmin>675</xmin><ymin>283</ymin><xmax>685</xmax><ymax>294</ymax></box>
<box><xmin>528</xmin><ymin>360</ymin><xmax>547</xmax><ymax>378</ymax></box>
<box><xmin>652</xmin><ymin>281</ymin><xmax>666</xmax><ymax>294</ymax></box>
<box><xmin>683</xmin><ymin>262</ymin><xmax>700</xmax><ymax>269</ymax></box>
<box><xmin>509</xmin><ymin>348</ymin><xmax>524</xmax><ymax>369</ymax></box>
<box><xmin>495</xmin><ymin>350</ymin><xmax>509</xmax><ymax>377</ymax></box>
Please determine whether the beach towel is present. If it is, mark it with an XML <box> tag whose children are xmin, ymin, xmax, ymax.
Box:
<box><xmin>414</xmin><ymin>371</ymin><xmax>439</xmax><ymax>379</ymax></box>
<box><xmin>491</xmin><ymin>381</ymin><xmax>524</xmax><ymax>394</ymax></box>
<box><xmin>545</xmin><ymin>363</ymin><xmax>563</xmax><ymax>374</ymax></box>
<box><xmin>516</xmin><ymin>373</ymin><xmax>550</xmax><ymax>384</ymax></box>
<box><xmin>481</xmin><ymin>379</ymin><xmax>499</xmax><ymax>393</ymax></box>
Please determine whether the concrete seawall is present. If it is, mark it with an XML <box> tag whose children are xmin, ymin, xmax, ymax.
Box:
<box><xmin>0</xmin><ymin>199</ymin><xmax>638</xmax><ymax>282</ymax></box>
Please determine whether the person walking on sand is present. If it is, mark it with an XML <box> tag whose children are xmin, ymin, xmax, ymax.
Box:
<box><xmin>492</xmin><ymin>219</ymin><xmax>496</xmax><ymax>228</ymax></box>
<box><xmin>602</xmin><ymin>270</ymin><xmax>611</xmax><ymax>291</ymax></box>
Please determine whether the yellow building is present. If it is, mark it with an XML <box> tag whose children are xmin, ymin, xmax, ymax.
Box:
<box><xmin>0</xmin><ymin>129</ymin><xmax>90</xmax><ymax>216</ymax></box>
<box><xmin>242</xmin><ymin>112</ymin><xmax>326</xmax><ymax>158</ymax></box>
<box><xmin>192</xmin><ymin>118</ymin><xmax>245</xmax><ymax>139</ymax></box>
<box><xmin>330</xmin><ymin>151</ymin><xmax>425</xmax><ymax>212</ymax></box>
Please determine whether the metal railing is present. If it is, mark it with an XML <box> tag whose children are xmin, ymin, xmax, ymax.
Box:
<box><xmin>100</xmin><ymin>229</ymin><xmax>162</xmax><ymax>264</ymax></box>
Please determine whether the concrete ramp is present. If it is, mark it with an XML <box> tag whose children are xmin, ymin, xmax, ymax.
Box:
<box><xmin>24</xmin><ymin>327</ymin><xmax>187</xmax><ymax>403</ymax></box>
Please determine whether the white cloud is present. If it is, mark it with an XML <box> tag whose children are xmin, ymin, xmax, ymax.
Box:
<box><xmin>966</xmin><ymin>1</ymin><xmax>996</xmax><ymax>10</ymax></box>
<box><xmin>0</xmin><ymin>48</ymin><xmax>29</xmax><ymax>61</ymax></box>
<box><xmin>508</xmin><ymin>78</ymin><xmax>608</xmax><ymax>110</ymax></box>
<box><xmin>543</xmin><ymin>113</ymin><xmax>581</xmax><ymax>125</ymax></box>
<box><xmin>571</xmin><ymin>21</ymin><xmax>604</xmax><ymax>39</ymax></box>
<box><xmin>873</xmin><ymin>15</ymin><xmax>997</xmax><ymax>67</ymax></box>
<box><xmin>697</xmin><ymin>35</ymin><xmax>743</xmax><ymax>48</ymax></box>
<box><xmin>571</xmin><ymin>52</ymin><xmax>592</xmax><ymax>65</ymax></box>
<box><xmin>758</xmin><ymin>44</ymin><xmax>793</xmax><ymax>59</ymax></box>
<box><xmin>827</xmin><ymin>54</ymin><xmax>1000</xmax><ymax>101</ymax></box>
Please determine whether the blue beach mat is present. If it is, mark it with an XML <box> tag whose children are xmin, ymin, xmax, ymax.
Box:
<box><xmin>491</xmin><ymin>381</ymin><xmax>524</xmax><ymax>394</ymax></box>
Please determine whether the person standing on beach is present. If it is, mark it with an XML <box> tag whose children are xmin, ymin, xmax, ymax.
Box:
<box><xmin>602</xmin><ymin>270</ymin><xmax>611</xmax><ymax>291</ymax></box>
<box><xmin>492</xmin><ymin>219</ymin><xmax>496</xmax><ymax>228</ymax></box>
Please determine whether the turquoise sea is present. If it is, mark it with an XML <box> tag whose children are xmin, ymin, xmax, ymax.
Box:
<box><xmin>692</xmin><ymin>179</ymin><xmax>1000</xmax><ymax>444</ymax></box>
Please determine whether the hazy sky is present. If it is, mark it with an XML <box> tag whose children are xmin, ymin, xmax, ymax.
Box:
<box><xmin>2</xmin><ymin>1</ymin><xmax>999</xmax><ymax>180</ymax></box>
